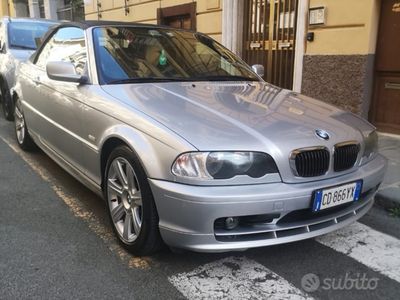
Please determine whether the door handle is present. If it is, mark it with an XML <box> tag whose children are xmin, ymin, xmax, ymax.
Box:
<box><xmin>385</xmin><ymin>82</ymin><xmax>400</xmax><ymax>90</ymax></box>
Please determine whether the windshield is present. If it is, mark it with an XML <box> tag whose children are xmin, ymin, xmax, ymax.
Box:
<box><xmin>93</xmin><ymin>27</ymin><xmax>260</xmax><ymax>84</ymax></box>
<box><xmin>8</xmin><ymin>21</ymin><xmax>55</xmax><ymax>50</ymax></box>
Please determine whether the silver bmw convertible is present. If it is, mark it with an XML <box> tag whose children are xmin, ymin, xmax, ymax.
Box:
<box><xmin>13</xmin><ymin>21</ymin><xmax>387</xmax><ymax>255</ymax></box>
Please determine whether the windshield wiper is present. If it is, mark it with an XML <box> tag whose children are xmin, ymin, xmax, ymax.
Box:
<box><xmin>106</xmin><ymin>75</ymin><xmax>259</xmax><ymax>85</ymax></box>
<box><xmin>10</xmin><ymin>44</ymin><xmax>36</xmax><ymax>50</ymax></box>
<box><xmin>193</xmin><ymin>75</ymin><xmax>259</xmax><ymax>82</ymax></box>
<box><xmin>106</xmin><ymin>77</ymin><xmax>193</xmax><ymax>84</ymax></box>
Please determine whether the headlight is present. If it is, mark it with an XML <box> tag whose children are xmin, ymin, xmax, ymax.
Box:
<box><xmin>172</xmin><ymin>151</ymin><xmax>278</xmax><ymax>180</ymax></box>
<box><xmin>363</xmin><ymin>130</ymin><xmax>378</xmax><ymax>159</ymax></box>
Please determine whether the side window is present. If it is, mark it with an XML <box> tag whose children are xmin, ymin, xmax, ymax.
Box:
<box><xmin>36</xmin><ymin>27</ymin><xmax>87</xmax><ymax>75</ymax></box>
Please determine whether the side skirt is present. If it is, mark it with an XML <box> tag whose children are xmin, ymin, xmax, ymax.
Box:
<box><xmin>29</xmin><ymin>129</ymin><xmax>103</xmax><ymax>198</ymax></box>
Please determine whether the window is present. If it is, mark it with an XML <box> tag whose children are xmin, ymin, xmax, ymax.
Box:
<box><xmin>8</xmin><ymin>21</ymin><xmax>54</xmax><ymax>50</ymax></box>
<box><xmin>36</xmin><ymin>27</ymin><xmax>87</xmax><ymax>75</ymax></box>
<box><xmin>93</xmin><ymin>27</ymin><xmax>258</xmax><ymax>84</ymax></box>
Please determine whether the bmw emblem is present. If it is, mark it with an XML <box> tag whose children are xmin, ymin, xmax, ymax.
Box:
<box><xmin>315</xmin><ymin>129</ymin><xmax>330</xmax><ymax>140</ymax></box>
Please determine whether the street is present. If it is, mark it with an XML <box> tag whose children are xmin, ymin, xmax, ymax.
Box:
<box><xmin>0</xmin><ymin>115</ymin><xmax>399</xmax><ymax>300</ymax></box>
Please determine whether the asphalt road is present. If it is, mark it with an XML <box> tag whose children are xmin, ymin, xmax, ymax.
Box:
<box><xmin>0</xmin><ymin>115</ymin><xmax>399</xmax><ymax>300</ymax></box>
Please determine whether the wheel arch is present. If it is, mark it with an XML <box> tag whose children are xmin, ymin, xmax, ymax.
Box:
<box><xmin>98</xmin><ymin>125</ymin><xmax>187</xmax><ymax>192</ymax></box>
<box><xmin>100</xmin><ymin>137</ymin><xmax>129</xmax><ymax>190</ymax></box>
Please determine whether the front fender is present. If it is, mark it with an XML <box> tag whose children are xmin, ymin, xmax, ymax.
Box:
<box><xmin>98</xmin><ymin>124</ymin><xmax>196</xmax><ymax>182</ymax></box>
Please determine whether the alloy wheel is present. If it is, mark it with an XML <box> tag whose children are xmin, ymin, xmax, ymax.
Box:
<box><xmin>14</xmin><ymin>102</ymin><xmax>25</xmax><ymax>145</ymax></box>
<box><xmin>107</xmin><ymin>157</ymin><xmax>143</xmax><ymax>243</ymax></box>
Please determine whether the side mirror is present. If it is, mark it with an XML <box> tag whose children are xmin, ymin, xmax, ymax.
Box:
<box><xmin>46</xmin><ymin>61</ymin><xmax>86</xmax><ymax>83</ymax></box>
<box><xmin>252</xmin><ymin>64</ymin><xmax>265</xmax><ymax>77</ymax></box>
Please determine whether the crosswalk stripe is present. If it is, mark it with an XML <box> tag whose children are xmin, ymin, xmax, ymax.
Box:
<box><xmin>316</xmin><ymin>221</ymin><xmax>400</xmax><ymax>283</ymax></box>
<box><xmin>168</xmin><ymin>256</ymin><xmax>314</xmax><ymax>300</ymax></box>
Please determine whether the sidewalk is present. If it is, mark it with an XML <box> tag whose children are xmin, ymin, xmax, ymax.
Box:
<box><xmin>375</xmin><ymin>133</ymin><xmax>400</xmax><ymax>210</ymax></box>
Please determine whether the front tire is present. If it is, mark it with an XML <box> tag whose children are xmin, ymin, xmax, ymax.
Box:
<box><xmin>104</xmin><ymin>146</ymin><xmax>163</xmax><ymax>255</ymax></box>
<box><xmin>14</xmin><ymin>97</ymin><xmax>35</xmax><ymax>151</ymax></box>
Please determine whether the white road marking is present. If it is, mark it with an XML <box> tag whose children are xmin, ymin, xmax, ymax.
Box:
<box><xmin>3</xmin><ymin>123</ymin><xmax>400</xmax><ymax>290</ymax></box>
<box><xmin>169</xmin><ymin>256</ymin><xmax>313</xmax><ymax>300</ymax></box>
<box><xmin>316</xmin><ymin>222</ymin><xmax>400</xmax><ymax>283</ymax></box>
<box><xmin>0</xmin><ymin>135</ymin><xmax>151</xmax><ymax>269</ymax></box>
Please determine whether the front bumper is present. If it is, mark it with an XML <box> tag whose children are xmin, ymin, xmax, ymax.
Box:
<box><xmin>149</xmin><ymin>154</ymin><xmax>387</xmax><ymax>252</ymax></box>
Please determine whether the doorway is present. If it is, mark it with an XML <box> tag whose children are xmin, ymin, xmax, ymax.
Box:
<box><xmin>243</xmin><ymin>0</ymin><xmax>299</xmax><ymax>89</ymax></box>
<box><xmin>370</xmin><ymin>0</ymin><xmax>400</xmax><ymax>134</ymax></box>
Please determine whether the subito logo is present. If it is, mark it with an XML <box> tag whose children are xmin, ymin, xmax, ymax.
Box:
<box><xmin>301</xmin><ymin>273</ymin><xmax>320</xmax><ymax>292</ymax></box>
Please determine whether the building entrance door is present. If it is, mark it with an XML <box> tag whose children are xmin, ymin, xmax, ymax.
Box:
<box><xmin>243</xmin><ymin>0</ymin><xmax>298</xmax><ymax>89</ymax></box>
<box><xmin>370</xmin><ymin>0</ymin><xmax>400</xmax><ymax>134</ymax></box>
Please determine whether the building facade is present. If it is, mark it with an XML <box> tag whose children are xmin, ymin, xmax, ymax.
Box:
<box><xmin>84</xmin><ymin>0</ymin><xmax>223</xmax><ymax>41</ymax></box>
<box><xmin>27</xmin><ymin>0</ymin><xmax>84</xmax><ymax>20</ymax></box>
<box><xmin>0</xmin><ymin>0</ymin><xmax>29</xmax><ymax>17</ymax></box>
<box><xmin>0</xmin><ymin>0</ymin><xmax>391</xmax><ymax>135</ymax></box>
<box><xmin>0</xmin><ymin>0</ymin><xmax>84</xmax><ymax>21</ymax></box>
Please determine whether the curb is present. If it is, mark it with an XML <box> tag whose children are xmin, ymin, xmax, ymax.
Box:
<box><xmin>374</xmin><ymin>187</ymin><xmax>400</xmax><ymax>210</ymax></box>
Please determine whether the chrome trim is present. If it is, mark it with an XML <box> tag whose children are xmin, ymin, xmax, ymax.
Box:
<box><xmin>289</xmin><ymin>146</ymin><xmax>329</xmax><ymax>177</ymax></box>
<box><xmin>333</xmin><ymin>140</ymin><xmax>359</xmax><ymax>148</ymax></box>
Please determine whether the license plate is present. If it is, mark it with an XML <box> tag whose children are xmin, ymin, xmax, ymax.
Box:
<box><xmin>312</xmin><ymin>181</ymin><xmax>362</xmax><ymax>212</ymax></box>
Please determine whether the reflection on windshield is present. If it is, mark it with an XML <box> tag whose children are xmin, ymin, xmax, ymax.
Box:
<box><xmin>93</xmin><ymin>27</ymin><xmax>260</xmax><ymax>84</ymax></box>
<box><xmin>8</xmin><ymin>22</ymin><xmax>55</xmax><ymax>50</ymax></box>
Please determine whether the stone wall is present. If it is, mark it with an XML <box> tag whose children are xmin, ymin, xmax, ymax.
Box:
<box><xmin>301</xmin><ymin>54</ymin><xmax>375</xmax><ymax>118</ymax></box>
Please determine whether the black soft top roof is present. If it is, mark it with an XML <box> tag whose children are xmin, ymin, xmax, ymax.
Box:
<box><xmin>52</xmin><ymin>20</ymin><xmax>171</xmax><ymax>30</ymax></box>
<box><xmin>31</xmin><ymin>20</ymin><xmax>197</xmax><ymax>63</ymax></box>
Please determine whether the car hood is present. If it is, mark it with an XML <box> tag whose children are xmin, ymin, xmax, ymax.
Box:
<box><xmin>101</xmin><ymin>81</ymin><xmax>374</xmax><ymax>153</ymax></box>
<box><xmin>102</xmin><ymin>81</ymin><xmax>377</xmax><ymax>183</ymax></box>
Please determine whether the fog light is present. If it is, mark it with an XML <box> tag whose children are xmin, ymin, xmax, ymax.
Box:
<box><xmin>225</xmin><ymin>217</ymin><xmax>239</xmax><ymax>230</ymax></box>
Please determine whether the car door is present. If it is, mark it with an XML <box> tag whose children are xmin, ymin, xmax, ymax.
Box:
<box><xmin>24</xmin><ymin>26</ymin><xmax>88</xmax><ymax>170</ymax></box>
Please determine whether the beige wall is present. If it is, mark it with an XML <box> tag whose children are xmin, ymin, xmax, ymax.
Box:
<box><xmin>84</xmin><ymin>0</ymin><xmax>222</xmax><ymax>42</ymax></box>
<box><xmin>306</xmin><ymin>0</ymin><xmax>380</xmax><ymax>55</ymax></box>
<box><xmin>0</xmin><ymin>0</ymin><xmax>16</xmax><ymax>18</ymax></box>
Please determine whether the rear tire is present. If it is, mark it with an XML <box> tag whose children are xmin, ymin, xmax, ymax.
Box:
<box><xmin>1</xmin><ymin>82</ymin><xmax>14</xmax><ymax>121</ymax></box>
<box><xmin>104</xmin><ymin>145</ymin><xmax>163</xmax><ymax>256</ymax></box>
<box><xmin>14</xmin><ymin>97</ymin><xmax>35</xmax><ymax>151</ymax></box>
